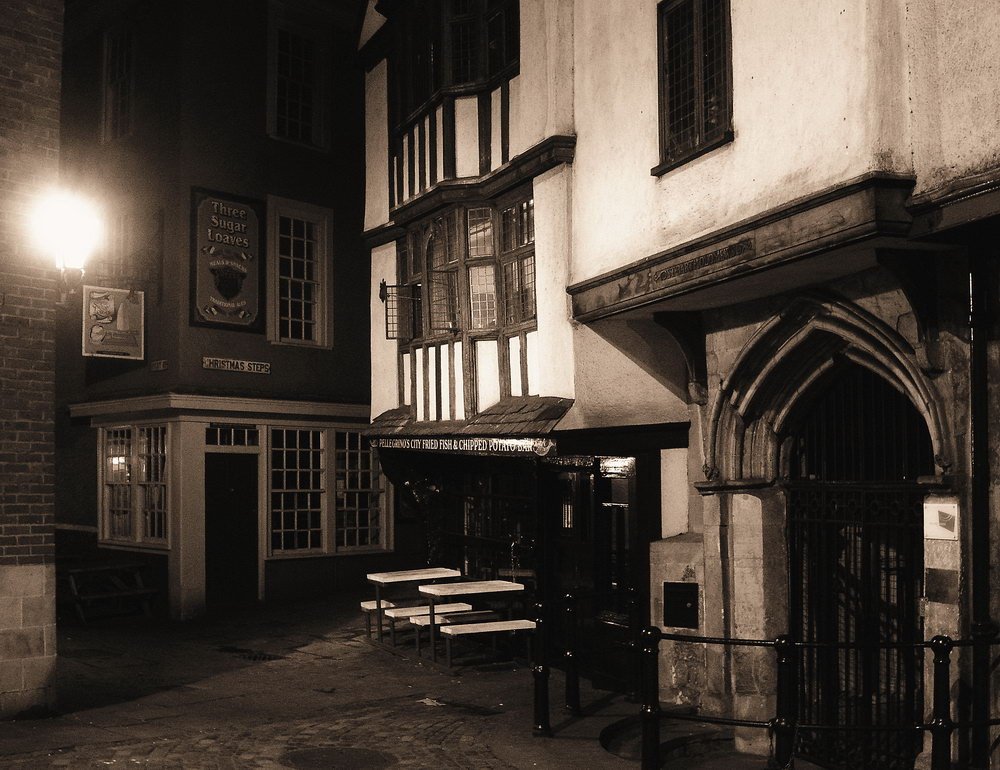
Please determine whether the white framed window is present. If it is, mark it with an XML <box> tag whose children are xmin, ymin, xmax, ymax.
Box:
<box><xmin>267</xmin><ymin>427</ymin><xmax>388</xmax><ymax>556</ymax></box>
<box><xmin>266</xmin><ymin>10</ymin><xmax>328</xmax><ymax>149</ymax></box>
<box><xmin>102</xmin><ymin>25</ymin><xmax>133</xmax><ymax>142</ymax></box>
<box><xmin>267</xmin><ymin>196</ymin><xmax>333</xmax><ymax>347</ymax></box>
<box><xmin>269</xmin><ymin>428</ymin><xmax>325</xmax><ymax>552</ymax></box>
<box><xmin>334</xmin><ymin>431</ymin><xmax>384</xmax><ymax>549</ymax></box>
<box><xmin>99</xmin><ymin>424</ymin><xmax>168</xmax><ymax>546</ymax></box>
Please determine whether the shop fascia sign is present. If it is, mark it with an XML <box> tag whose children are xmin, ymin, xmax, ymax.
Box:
<box><xmin>370</xmin><ymin>436</ymin><xmax>556</xmax><ymax>457</ymax></box>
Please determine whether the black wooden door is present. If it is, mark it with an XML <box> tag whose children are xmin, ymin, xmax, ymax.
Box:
<box><xmin>205</xmin><ymin>453</ymin><xmax>259</xmax><ymax>607</ymax></box>
<box><xmin>549</xmin><ymin>460</ymin><xmax>640</xmax><ymax>692</ymax></box>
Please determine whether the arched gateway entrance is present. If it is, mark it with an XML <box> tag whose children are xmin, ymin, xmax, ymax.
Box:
<box><xmin>703</xmin><ymin>294</ymin><xmax>950</xmax><ymax>770</ymax></box>
<box><xmin>784</xmin><ymin>363</ymin><xmax>933</xmax><ymax>770</ymax></box>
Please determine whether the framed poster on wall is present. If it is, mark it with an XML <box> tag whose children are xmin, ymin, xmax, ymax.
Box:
<box><xmin>190</xmin><ymin>188</ymin><xmax>265</xmax><ymax>332</ymax></box>
<box><xmin>81</xmin><ymin>285</ymin><xmax>144</xmax><ymax>359</ymax></box>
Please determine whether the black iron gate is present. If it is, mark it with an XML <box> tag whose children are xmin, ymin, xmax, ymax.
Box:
<box><xmin>787</xmin><ymin>483</ymin><xmax>925</xmax><ymax>770</ymax></box>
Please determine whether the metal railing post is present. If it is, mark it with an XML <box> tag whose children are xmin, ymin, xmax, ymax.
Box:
<box><xmin>532</xmin><ymin>600</ymin><xmax>552</xmax><ymax>737</ymax></box>
<box><xmin>628</xmin><ymin>585</ymin><xmax>641</xmax><ymax>701</ymax></box>
<box><xmin>769</xmin><ymin>634</ymin><xmax>796</xmax><ymax>770</ymax></box>
<box><xmin>563</xmin><ymin>593</ymin><xmax>581</xmax><ymax>715</ymax></box>
<box><xmin>930</xmin><ymin>635</ymin><xmax>955</xmax><ymax>770</ymax></box>
<box><xmin>640</xmin><ymin>625</ymin><xmax>662</xmax><ymax>770</ymax></box>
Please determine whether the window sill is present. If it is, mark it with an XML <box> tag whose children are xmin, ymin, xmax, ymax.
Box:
<box><xmin>268</xmin><ymin>337</ymin><xmax>332</xmax><ymax>351</ymax></box>
<box><xmin>99</xmin><ymin>540</ymin><xmax>169</xmax><ymax>553</ymax></box>
<box><xmin>650</xmin><ymin>132</ymin><xmax>734</xmax><ymax>177</ymax></box>
<box><xmin>335</xmin><ymin>547</ymin><xmax>392</xmax><ymax>556</ymax></box>
<box><xmin>266</xmin><ymin>547</ymin><xmax>390</xmax><ymax>560</ymax></box>
<box><xmin>266</xmin><ymin>133</ymin><xmax>330</xmax><ymax>154</ymax></box>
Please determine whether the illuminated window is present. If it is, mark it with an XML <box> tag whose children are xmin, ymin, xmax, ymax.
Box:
<box><xmin>387</xmin><ymin>190</ymin><xmax>536</xmax><ymax>414</ymax></box>
<box><xmin>499</xmin><ymin>195</ymin><xmax>535</xmax><ymax>325</ymax></box>
<box><xmin>469</xmin><ymin>264</ymin><xmax>498</xmax><ymax>329</ymax></box>
<box><xmin>100</xmin><ymin>425</ymin><xmax>167</xmax><ymax>545</ymax></box>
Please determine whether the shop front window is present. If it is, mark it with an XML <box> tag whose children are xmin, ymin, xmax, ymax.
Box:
<box><xmin>100</xmin><ymin>425</ymin><xmax>167</xmax><ymax>546</ymax></box>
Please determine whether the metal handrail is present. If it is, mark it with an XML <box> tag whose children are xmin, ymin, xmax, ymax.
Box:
<box><xmin>633</xmin><ymin>628</ymin><xmax>1000</xmax><ymax>770</ymax></box>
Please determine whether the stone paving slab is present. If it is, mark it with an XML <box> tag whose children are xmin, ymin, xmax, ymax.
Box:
<box><xmin>1</xmin><ymin>595</ymin><xmax>639</xmax><ymax>769</ymax></box>
<box><xmin>0</xmin><ymin>594</ymin><xmax>790</xmax><ymax>768</ymax></box>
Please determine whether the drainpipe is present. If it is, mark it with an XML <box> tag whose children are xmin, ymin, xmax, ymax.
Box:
<box><xmin>969</xmin><ymin>254</ymin><xmax>996</xmax><ymax>768</ymax></box>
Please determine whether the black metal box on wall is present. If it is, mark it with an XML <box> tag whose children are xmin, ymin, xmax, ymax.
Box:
<box><xmin>663</xmin><ymin>582</ymin><xmax>699</xmax><ymax>628</ymax></box>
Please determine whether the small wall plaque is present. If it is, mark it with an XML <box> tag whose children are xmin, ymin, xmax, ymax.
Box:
<box><xmin>923</xmin><ymin>497</ymin><xmax>959</xmax><ymax>541</ymax></box>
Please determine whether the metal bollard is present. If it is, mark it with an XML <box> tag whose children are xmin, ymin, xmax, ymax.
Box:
<box><xmin>564</xmin><ymin>593</ymin><xmax>581</xmax><ymax>715</ymax></box>
<box><xmin>929</xmin><ymin>635</ymin><xmax>954</xmax><ymax>770</ymax></box>
<box><xmin>640</xmin><ymin>626</ymin><xmax>662</xmax><ymax>770</ymax></box>
<box><xmin>770</xmin><ymin>635</ymin><xmax>796</xmax><ymax>770</ymax></box>
<box><xmin>532</xmin><ymin>601</ymin><xmax>552</xmax><ymax>737</ymax></box>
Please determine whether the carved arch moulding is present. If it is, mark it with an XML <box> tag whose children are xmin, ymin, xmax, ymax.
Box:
<box><xmin>701</xmin><ymin>291</ymin><xmax>952</xmax><ymax>485</ymax></box>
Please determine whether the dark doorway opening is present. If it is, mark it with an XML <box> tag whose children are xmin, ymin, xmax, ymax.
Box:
<box><xmin>546</xmin><ymin>458</ymin><xmax>645</xmax><ymax>693</ymax></box>
<box><xmin>205</xmin><ymin>453</ymin><xmax>259</xmax><ymax>608</ymax></box>
<box><xmin>785</xmin><ymin>364</ymin><xmax>933</xmax><ymax>770</ymax></box>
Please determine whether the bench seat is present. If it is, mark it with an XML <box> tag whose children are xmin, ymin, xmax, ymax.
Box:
<box><xmin>383</xmin><ymin>602</ymin><xmax>472</xmax><ymax>619</ymax></box>
<box><xmin>380</xmin><ymin>602</ymin><xmax>473</xmax><ymax>646</ymax></box>
<box><xmin>439</xmin><ymin>619</ymin><xmax>536</xmax><ymax>635</ymax></box>
<box><xmin>360</xmin><ymin>599</ymin><xmax>396</xmax><ymax>611</ymax></box>
<box><xmin>408</xmin><ymin>610</ymin><xmax>498</xmax><ymax>626</ymax></box>
<box><xmin>410</xmin><ymin>610</ymin><xmax>499</xmax><ymax>657</ymax></box>
<box><xmin>438</xmin><ymin>619</ymin><xmax>536</xmax><ymax>667</ymax></box>
<box><xmin>360</xmin><ymin>599</ymin><xmax>397</xmax><ymax>639</ymax></box>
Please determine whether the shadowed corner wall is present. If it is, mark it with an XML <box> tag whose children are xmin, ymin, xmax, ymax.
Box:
<box><xmin>0</xmin><ymin>0</ymin><xmax>63</xmax><ymax>718</ymax></box>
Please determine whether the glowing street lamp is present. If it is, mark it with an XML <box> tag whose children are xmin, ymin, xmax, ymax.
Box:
<box><xmin>30</xmin><ymin>190</ymin><xmax>103</xmax><ymax>300</ymax></box>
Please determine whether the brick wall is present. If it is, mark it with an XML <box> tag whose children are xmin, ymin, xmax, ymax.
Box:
<box><xmin>0</xmin><ymin>0</ymin><xmax>63</xmax><ymax>717</ymax></box>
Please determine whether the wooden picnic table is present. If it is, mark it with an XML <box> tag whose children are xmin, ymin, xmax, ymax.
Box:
<box><xmin>418</xmin><ymin>580</ymin><xmax>525</xmax><ymax>663</ymax></box>
<box><xmin>366</xmin><ymin>567</ymin><xmax>461</xmax><ymax>643</ymax></box>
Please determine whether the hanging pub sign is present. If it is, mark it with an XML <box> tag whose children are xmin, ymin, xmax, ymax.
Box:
<box><xmin>81</xmin><ymin>285</ymin><xmax>144</xmax><ymax>360</ymax></box>
<box><xmin>190</xmin><ymin>188</ymin><xmax>264</xmax><ymax>332</ymax></box>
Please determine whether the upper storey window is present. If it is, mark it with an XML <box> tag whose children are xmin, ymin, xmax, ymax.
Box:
<box><xmin>391</xmin><ymin>0</ymin><xmax>520</xmax><ymax>124</ymax></box>
<box><xmin>268</xmin><ymin>14</ymin><xmax>328</xmax><ymax>149</ymax></box>
<box><xmin>654</xmin><ymin>0</ymin><xmax>733</xmax><ymax>174</ymax></box>
<box><xmin>102</xmin><ymin>26</ymin><xmax>133</xmax><ymax>142</ymax></box>
<box><xmin>383</xmin><ymin>190</ymin><xmax>535</xmax><ymax>343</ymax></box>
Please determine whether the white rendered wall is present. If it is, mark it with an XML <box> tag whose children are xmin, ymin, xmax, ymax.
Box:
<box><xmin>570</xmin><ymin>0</ymin><xmax>913</xmax><ymax>285</ymax></box>
<box><xmin>364</xmin><ymin>60</ymin><xmax>389</xmax><ymax>230</ymax></box>
<box><xmin>370</xmin><ymin>241</ymin><xmax>398</xmax><ymax>420</ymax></box>
<box><xmin>476</xmin><ymin>340</ymin><xmax>501</xmax><ymax>411</ymax></box>
<box><xmin>511</xmin><ymin>0</ymin><xmax>574</xmax><ymax>156</ymax></box>
<box><xmin>907</xmin><ymin>2</ymin><xmax>1000</xmax><ymax>197</ymax></box>
<box><xmin>454</xmin><ymin>96</ymin><xmax>480</xmax><ymax>178</ymax></box>
<box><xmin>528</xmin><ymin>164</ymin><xmax>574</xmax><ymax>398</ymax></box>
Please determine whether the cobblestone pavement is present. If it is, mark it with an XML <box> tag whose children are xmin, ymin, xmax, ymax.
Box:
<box><xmin>0</xmin><ymin>594</ymin><xmax>636</xmax><ymax>769</ymax></box>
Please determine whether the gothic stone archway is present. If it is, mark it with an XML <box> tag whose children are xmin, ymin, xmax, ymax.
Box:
<box><xmin>701</xmin><ymin>293</ymin><xmax>947</xmax><ymax>769</ymax></box>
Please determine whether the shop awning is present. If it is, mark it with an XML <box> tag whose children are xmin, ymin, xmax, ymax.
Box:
<box><xmin>366</xmin><ymin>396</ymin><xmax>573</xmax><ymax>457</ymax></box>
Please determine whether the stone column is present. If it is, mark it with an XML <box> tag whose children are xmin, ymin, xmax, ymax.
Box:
<box><xmin>729</xmin><ymin>489</ymin><xmax>788</xmax><ymax>755</ymax></box>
